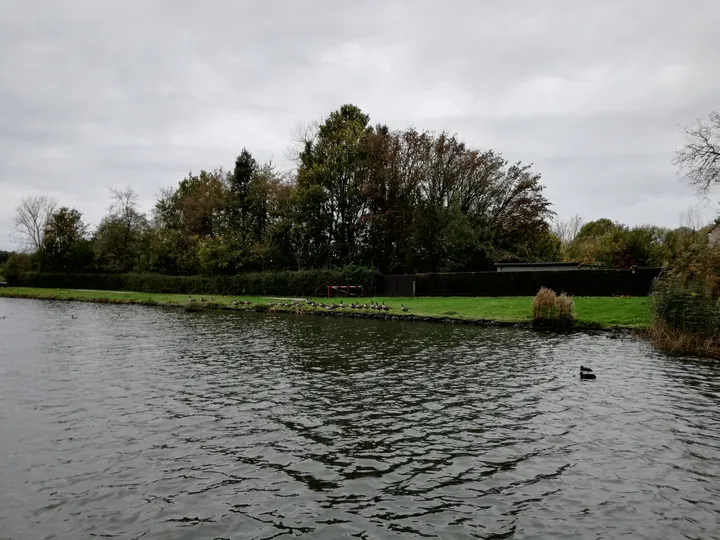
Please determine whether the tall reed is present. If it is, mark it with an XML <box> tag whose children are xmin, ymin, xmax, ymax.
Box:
<box><xmin>650</xmin><ymin>245</ymin><xmax>720</xmax><ymax>357</ymax></box>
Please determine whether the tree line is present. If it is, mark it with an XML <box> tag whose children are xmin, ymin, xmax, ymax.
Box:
<box><xmin>4</xmin><ymin>104</ymin><xmax>719</xmax><ymax>278</ymax></box>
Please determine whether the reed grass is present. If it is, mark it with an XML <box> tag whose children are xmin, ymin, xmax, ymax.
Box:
<box><xmin>531</xmin><ymin>287</ymin><xmax>576</xmax><ymax>330</ymax></box>
<box><xmin>650</xmin><ymin>245</ymin><xmax>720</xmax><ymax>358</ymax></box>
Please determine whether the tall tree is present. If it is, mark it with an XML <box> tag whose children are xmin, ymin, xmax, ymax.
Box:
<box><xmin>36</xmin><ymin>207</ymin><xmax>93</xmax><ymax>272</ymax></box>
<box><xmin>357</xmin><ymin>126</ymin><xmax>554</xmax><ymax>271</ymax></box>
<box><xmin>229</xmin><ymin>148</ymin><xmax>257</xmax><ymax>227</ymax></box>
<box><xmin>155</xmin><ymin>169</ymin><xmax>228</xmax><ymax>238</ymax></box>
<box><xmin>296</xmin><ymin>104</ymin><xmax>371</xmax><ymax>267</ymax></box>
<box><xmin>94</xmin><ymin>188</ymin><xmax>148</xmax><ymax>273</ymax></box>
<box><xmin>13</xmin><ymin>195</ymin><xmax>57</xmax><ymax>252</ymax></box>
<box><xmin>152</xmin><ymin>170</ymin><xmax>229</xmax><ymax>275</ymax></box>
<box><xmin>263</xmin><ymin>178</ymin><xmax>298</xmax><ymax>270</ymax></box>
<box><xmin>356</xmin><ymin>125</ymin><xmax>416</xmax><ymax>272</ymax></box>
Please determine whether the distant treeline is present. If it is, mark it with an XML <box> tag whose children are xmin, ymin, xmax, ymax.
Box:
<box><xmin>5</xmin><ymin>104</ymin><xmax>715</xmax><ymax>282</ymax></box>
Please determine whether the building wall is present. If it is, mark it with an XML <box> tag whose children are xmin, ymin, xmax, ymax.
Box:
<box><xmin>496</xmin><ymin>265</ymin><xmax>579</xmax><ymax>272</ymax></box>
<box><xmin>708</xmin><ymin>226</ymin><xmax>720</xmax><ymax>246</ymax></box>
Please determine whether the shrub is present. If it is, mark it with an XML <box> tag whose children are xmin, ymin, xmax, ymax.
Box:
<box><xmin>532</xmin><ymin>287</ymin><xmax>576</xmax><ymax>330</ymax></box>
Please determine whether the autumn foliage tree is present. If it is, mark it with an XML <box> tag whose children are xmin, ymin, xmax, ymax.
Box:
<box><xmin>354</xmin><ymin>126</ymin><xmax>557</xmax><ymax>272</ymax></box>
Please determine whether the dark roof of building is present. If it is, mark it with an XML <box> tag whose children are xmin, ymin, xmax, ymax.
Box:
<box><xmin>493</xmin><ymin>262</ymin><xmax>581</xmax><ymax>267</ymax></box>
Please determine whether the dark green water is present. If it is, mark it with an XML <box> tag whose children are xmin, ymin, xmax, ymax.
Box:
<box><xmin>1</xmin><ymin>298</ymin><xmax>719</xmax><ymax>539</ymax></box>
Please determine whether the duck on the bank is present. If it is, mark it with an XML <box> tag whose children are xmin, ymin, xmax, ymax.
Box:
<box><xmin>401</xmin><ymin>304</ymin><xmax>409</xmax><ymax>312</ymax></box>
<box><xmin>580</xmin><ymin>371</ymin><xmax>596</xmax><ymax>380</ymax></box>
<box><xmin>580</xmin><ymin>366</ymin><xmax>593</xmax><ymax>372</ymax></box>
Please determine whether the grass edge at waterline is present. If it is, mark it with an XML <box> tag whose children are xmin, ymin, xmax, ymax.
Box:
<box><xmin>647</xmin><ymin>321</ymin><xmax>720</xmax><ymax>358</ymax></box>
<box><xmin>0</xmin><ymin>286</ymin><xmax>651</xmax><ymax>331</ymax></box>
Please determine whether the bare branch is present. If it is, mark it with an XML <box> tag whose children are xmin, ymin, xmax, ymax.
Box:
<box><xmin>283</xmin><ymin>118</ymin><xmax>320</xmax><ymax>164</ymax></box>
<box><xmin>673</xmin><ymin>111</ymin><xmax>720</xmax><ymax>197</ymax></box>
<box><xmin>552</xmin><ymin>214</ymin><xmax>584</xmax><ymax>246</ymax></box>
<box><xmin>13</xmin><ymin>195</ymin><xmax>57</xmax><ymax>252</ymax></box>
<box><xmin>107</xmin><ymin>186</ymin><xmax>144</xmax><ymax>223</ymax></box>
<box><xmin>678</xmin><ymin>205</ymin><xmax>706</xmax><ymax>231</ymax></box>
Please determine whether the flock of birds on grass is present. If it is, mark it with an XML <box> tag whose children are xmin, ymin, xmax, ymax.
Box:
<box><xmin>265</xmin><ymin>298</ymin><xmax>410</xmax><ymax>312</ymax></box>
<box><xmin>189</xmin><ymin>296</ymin><xmax>411</xmax><ymax>312</ymax></box>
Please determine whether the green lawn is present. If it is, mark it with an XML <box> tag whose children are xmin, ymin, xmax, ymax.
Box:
<box><xmin>0</xmin><ymin>287</ymin><xmax>652</xmax><ymax>329</ymax></box>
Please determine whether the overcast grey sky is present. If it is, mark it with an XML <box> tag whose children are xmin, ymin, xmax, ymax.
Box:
<box><xmin>1</xmin><ymin>0</ymin><xmax>719</xmax><ymax>250</ymax></box>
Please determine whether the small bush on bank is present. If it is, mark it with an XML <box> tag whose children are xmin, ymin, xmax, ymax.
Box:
<box><xmin>650</xmin><ymin>245</ymin><xmax>720</xmax><ymax>357</ymax></box>
<box><xmin>532</xmin><ymin>286</ymin><xmax>557</xmax><ymax>320</ymax></box>
<box><xmin>532</xmin><ymin>286</ymin><xmax>576</xmax><ymax>330</ymax></box>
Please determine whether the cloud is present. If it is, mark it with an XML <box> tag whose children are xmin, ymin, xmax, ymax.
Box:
<box><xmin>1</xmin><ymin>0</ymin><xmax>719</xmax><ymax>249</ymax></box>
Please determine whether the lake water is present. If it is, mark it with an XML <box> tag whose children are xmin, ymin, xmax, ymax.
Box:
<box><xmin>1</xmin><ymin>298</ymin><xmax>719</xmax><ymax>539</ymax></box>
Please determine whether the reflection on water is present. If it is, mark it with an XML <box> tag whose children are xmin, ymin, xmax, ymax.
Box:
<box><xmin>1</xmin><ymin>298</ymin><xmax>719</xmax><ymax>539</ymax></box>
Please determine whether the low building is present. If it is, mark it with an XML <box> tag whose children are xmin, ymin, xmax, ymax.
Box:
<box><xmin>707</xmin><ymin>223</ymin><xmax>720</xmax><ymax>246</ymax></box>
<box><xmin>494</xmin><ymin>262</ymin><xmax>591</xmax><ymax>272</ymax></box>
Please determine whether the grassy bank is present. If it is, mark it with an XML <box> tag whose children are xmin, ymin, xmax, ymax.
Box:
<box><xmin>0</xmin><ymin>287</ymin><xmax>652</xmax><ymax>330</ymax></box>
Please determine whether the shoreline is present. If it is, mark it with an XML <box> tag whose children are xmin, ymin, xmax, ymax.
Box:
<box><xmin>0</xmin><ymin>287</ymin><xmax>645</xmax><ymax>337</ymax></box>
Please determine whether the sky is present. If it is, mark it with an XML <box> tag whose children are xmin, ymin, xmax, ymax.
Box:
<box><xmin>1</xmin><ymin>0</ymin><xmax>719</xmax><ymax>250</ymax></box>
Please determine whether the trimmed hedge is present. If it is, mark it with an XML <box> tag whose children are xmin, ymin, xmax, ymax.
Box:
<box><xmin>10</xmin><ymin>267</ymin><xmax>382</xmax><ymax>297</ymax></box>
<box><xmin>412</xmin><ymin>268</ymin><xmax>662</xmax><ymax>297</ymax></box>
<box><xmin>9</xmin><ymin>267</ymin><xmax>662</xmax><ymax>298</ymax></box>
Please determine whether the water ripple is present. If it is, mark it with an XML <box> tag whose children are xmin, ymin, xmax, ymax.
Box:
<box><xmin>1</xmin><ymin>298</ymin><xmax>720</xmax><ymax>539</ymax></box>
